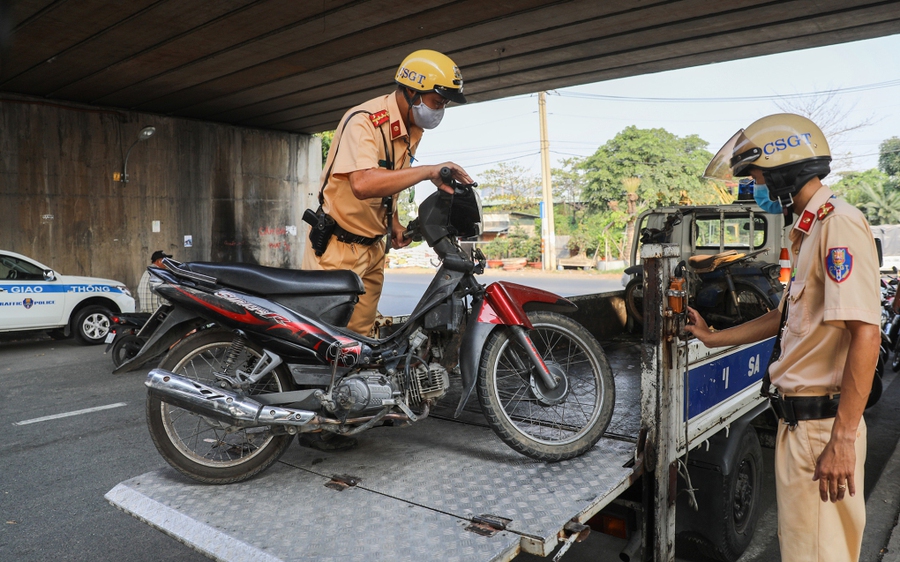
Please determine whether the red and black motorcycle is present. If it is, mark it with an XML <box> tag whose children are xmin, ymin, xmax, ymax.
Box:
<box><xmin>117</xmin><ymin>169</ymin><xmax>615</xmax><ymax>484</ymax></box>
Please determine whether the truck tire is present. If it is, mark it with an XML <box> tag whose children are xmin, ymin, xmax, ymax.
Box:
<box><xmin>146</xmin><ymin>329</ymin><xmax>295</xmax><ymax>484</ymax></box>
<box><xmin>624</xmin><ymin>277</ymin><xmax>644</xmax><ymax>326</ymax></box>
<box><xmin>73</xmin><ymin>305</ymin><xmax>113</xmax><ymax>345</ymax></box>
<box><xmin>476</xmin><ymin>311</ymin><xmax>615</xmax><ymax>461</ymax></box>
<box><xmin>687</xmin><ymin>427</ymin><xmax>763</xmax><ymax>562</ymax></box>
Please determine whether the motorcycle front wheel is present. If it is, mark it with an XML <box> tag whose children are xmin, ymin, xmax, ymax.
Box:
<box><xmin>476</xmin><ymin>311</ymin><xmax>615</xmax><ymax>462</ymax></box>
<box><xmin>146</xmin><ymin>329</ymin><xmax>295</xmax><ymax>484</ymax></box>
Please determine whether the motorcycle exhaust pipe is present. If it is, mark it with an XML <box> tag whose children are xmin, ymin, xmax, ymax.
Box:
<box><xmin>145</xmin><ymin>369</ymin><xmax>317</xmax><ymax>427</ymax></box>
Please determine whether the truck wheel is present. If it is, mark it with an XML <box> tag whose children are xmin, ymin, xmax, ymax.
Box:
<box><xmin>693</xmin><ymin>427</ymin><xmax>763</xmax><ymax>562</ymax></box>
<box><xmin>624</xmin><ymin>277</ymin><xmax>644</xmax><ymax>326</ymax></box>
<box><xmin>476</xmin><ymin>311</ymin><xmax>615</xmax><ymax>461</ymax></box>
<box><xmin>146</xmin><ymin>329</ymin><xmax>295</xmax><ymax>484</ymax></box>
<box><xmin>73</xmin><ymin>305</ymin><xmax>113</xmax><ymax>345</ymax></box>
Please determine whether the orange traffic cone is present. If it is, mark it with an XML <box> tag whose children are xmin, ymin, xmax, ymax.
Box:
<box><xmin>778</xmin><ymin>248</ymin><xmax>791</xmax><ymax>284</ymax></box>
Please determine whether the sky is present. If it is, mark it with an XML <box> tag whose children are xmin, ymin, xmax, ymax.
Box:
<box><xmin>410</xmin><ymin>33</ymin><xmax>900</xmax><ymax>202</ymax></box>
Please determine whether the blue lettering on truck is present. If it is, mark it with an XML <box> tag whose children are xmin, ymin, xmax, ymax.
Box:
<box><xmin>686</xmin><ymin>337</ymin><xmax>776</xmax><ymax>418</ymax></box>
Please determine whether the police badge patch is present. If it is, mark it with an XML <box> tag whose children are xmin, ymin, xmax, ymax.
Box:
<box><xmin>826</xmin><ymin>247</ymin><xmax>853</xmax><ymax>283</ymax></box>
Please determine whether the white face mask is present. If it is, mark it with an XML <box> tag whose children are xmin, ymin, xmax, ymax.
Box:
<box><xmin>411</xmin><ymin>100</ymin><xmax>444</xmax><ymax>129</ymax></box>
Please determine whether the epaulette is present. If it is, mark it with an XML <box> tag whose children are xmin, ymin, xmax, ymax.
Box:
<box><xmin>797</xmin><ymin>210</ymin><xmax>815</xmax><ymax>234</ymax></box>
<box><xmin>369</xmin><ymin>110</ymin><xmax>389</xmax><ymax>128</ymax></box>
<box><xmin>817</xmin><ymin>201</ymin><xmax>835</xmax><ymax>221</ymax></box>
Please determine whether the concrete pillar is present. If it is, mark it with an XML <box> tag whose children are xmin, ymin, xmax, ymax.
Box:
<box><xmin>0</xmin><ymin>95</ymin><xmax>321</xmax><ymax>294</ymax></box>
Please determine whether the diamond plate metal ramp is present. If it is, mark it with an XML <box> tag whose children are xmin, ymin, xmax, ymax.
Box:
<box><xmin>107</xmin><ymin>418</ymin><xmax>636</xmax><ymax>561</ymax></box>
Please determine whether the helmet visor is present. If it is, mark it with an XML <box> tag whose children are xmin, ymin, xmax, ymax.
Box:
<box><xmin>704</xmin><ymin>129</ymin><xmax>762</xmax><ymax>181</ymax></box>
<box><xmin>435</xmin><ymin>85</ymin><xmax>467</xmax><ymax>104</ymax></box>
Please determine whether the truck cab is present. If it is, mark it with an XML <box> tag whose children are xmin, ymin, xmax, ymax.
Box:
<box><xmin>628</xmin><ymin>202</ymin><xmax>790</xmax><ymax>272</ymax></box>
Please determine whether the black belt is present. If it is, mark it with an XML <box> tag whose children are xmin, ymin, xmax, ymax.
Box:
<box><xmin>769</xmin><ymin>393</ymin><xmax>840</xmax><ymax>427</ymax></box>
<box><xmin>333</xmin><ymin>224</ymin><xmax>382</xmax><ymax>246</ymax></box>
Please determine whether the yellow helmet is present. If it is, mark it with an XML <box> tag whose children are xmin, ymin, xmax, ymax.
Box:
<box><xmin>395</xmin><ymin>49</ymin><xmax>467</xmax><ymax>104</ymax></box>
<box><xmin>705</xmin><ymin>113</ymin><xmax>831</xmax><ymax>202</ymax></box>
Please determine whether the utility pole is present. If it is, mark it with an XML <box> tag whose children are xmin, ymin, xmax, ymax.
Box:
<box><xmin>538</xmin><ymin>91</ymin><xmax>557</xmax><ymax>270</ymax></box>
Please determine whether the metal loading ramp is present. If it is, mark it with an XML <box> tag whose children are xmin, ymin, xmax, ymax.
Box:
<box><xmin>106</xmin><ymin>417</ymin><xmax>636</xmax><ymax>562</ymax></box>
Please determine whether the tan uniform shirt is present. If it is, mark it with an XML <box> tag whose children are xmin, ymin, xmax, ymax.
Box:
<box><xmin>320</xmin><ymin>93</ymin><xmax>423</xmax><ymax>238</ymax></box>
<box><xmin>769</xmin><ymin>187</ymin><xmax>880</xmax><ymax>396</ymax></box>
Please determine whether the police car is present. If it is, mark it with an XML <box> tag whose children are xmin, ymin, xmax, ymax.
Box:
<box><xmin>0</xmin><ymin>250</ymin><xmax>135</xmax><ymax>344</ymax></box>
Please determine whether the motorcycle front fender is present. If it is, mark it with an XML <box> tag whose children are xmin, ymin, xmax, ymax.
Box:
<box><xmin>454</xmin><ymin>282</ymin><xmax>577</xmax><ymax>418</ymax></box>
<box><xmin>455</xmin><ymin>297</ymin><xmax>495</xmax><ymax>417</ymax></box>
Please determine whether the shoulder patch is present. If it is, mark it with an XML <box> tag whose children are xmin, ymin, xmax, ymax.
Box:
<box><xmin>817</xmin><ymin>202</ymin><xmax>835</xmax><ymax>221</ymax></box>
<box><xmin>797</xmin><ymin>210</ymin><xmax>816</xmax><ymax>233</ymax></box>
<box><xmin>369</xmin><ymin>110</ymin><xmax>389</xmax><ymax>128</ymax></box>
<box><xmin>826</xmin><ymin>247</ymin><xmax>853</xmax><ymax>283</ymax></box>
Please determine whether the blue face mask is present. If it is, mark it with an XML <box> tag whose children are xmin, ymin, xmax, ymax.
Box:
<box><xmin>753</xmin><ymin>183</ymin><xmax>783</xmax><ymax>214</ymax></box>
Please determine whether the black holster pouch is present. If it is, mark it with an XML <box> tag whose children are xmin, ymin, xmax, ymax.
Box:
<box><xmin>303</xmin><ymin>207</ymin><xmax>336</xmax><ymax>257</ymax></box>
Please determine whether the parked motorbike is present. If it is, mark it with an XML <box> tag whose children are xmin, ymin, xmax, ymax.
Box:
<box><xmin>624</xmin><ymin>213</ymin><xmax>783</xmax><ymax>331</ymax></box>
<box><xmin>116</xmin><ymin>168</ymin><xmax>615</xmax><ymax>484</ymax></box>
<box><xmin>104</xmin><ymin>312</ymin><xmax>151</xmax><ymax>368</ymax></box>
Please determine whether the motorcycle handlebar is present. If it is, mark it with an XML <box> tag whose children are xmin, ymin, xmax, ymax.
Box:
<box><xmin>439</xmin><ymin>166</ymin><xmax>478</xmax><ymax>192</ymax></box>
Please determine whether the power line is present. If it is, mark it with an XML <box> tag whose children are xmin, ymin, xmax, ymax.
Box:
<box><xmin>558</xmin><ymin>78</ymin><xmax>900</xmax><ymax>103</ymax></box>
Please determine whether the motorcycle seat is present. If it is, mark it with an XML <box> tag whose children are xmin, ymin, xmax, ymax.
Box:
<box><xmin>689</xmin><ymin>248</ymin><xmax>768</xmax><ymax>273</ymax></box>
<box><xmin>182</xmin><ymin>262</ymin><xmax>364</xmax><ymax>296</ymax></box>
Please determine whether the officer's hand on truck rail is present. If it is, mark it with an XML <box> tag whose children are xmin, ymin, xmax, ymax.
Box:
<box><xmin>684</xmin><ymin>307</ymin><xmax>717</xmax><ymax>346</ymax></box>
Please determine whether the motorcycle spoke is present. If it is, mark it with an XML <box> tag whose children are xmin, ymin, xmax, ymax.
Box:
<box><xmin>158</xmin><ymin>339</ymin><xmax>283</xmax><ymax>468</ymax></box>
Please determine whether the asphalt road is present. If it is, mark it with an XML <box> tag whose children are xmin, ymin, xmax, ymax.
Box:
<box><xmin>2</xmin><ymin>268</ymin><xmax>899</xmax><ymax>562</ymax></box>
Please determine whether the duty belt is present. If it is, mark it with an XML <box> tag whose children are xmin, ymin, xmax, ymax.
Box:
<box><xmin>769</xmin><ymin>393</ymin><xmax>840</xmax><ymax>428</ymax></box>
<box><xmin>334</xmin><ymin>224</ymin><xmax>381</xmax><ymax>246</ymax></box>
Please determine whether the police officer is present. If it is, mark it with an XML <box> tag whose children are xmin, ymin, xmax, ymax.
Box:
<box><xmin>302</xmin><ymin>49</ymin><xmax>472</xmax><ymax>337</ymax></box>
<box><xmin>686</xmin><ymin>114</ymin><xmax>881</xmax><ymax>561</ymax></box>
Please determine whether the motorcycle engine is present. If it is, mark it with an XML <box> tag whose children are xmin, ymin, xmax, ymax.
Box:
<box><xmin>333</xmin><ymin>372</ymin><xmax>398</xmax><ymax>415</ymax></box>
<box><xmin>400</xmin><ymin>362</ymin><xmax>449</xmax><ymax>406</ymax></box>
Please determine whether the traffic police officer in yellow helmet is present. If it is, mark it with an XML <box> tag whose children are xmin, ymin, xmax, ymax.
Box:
<box><xmin>302</xmin><ymin>48</ymin><xmax>472</xmax><ymax>335</ymax></box>
<box><xmin>689</xmin><ymin>113</ymin><xmax>881</xmax><ymax>561</ymax></box>
<box><xmin>705</xmin><ymin>113</ymin><xmax>833</xmax><ymax>215</ymax></box>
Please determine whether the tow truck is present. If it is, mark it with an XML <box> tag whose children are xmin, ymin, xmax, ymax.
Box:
<box><xmin>106</xmin><ymin>202</ymin><xmax>791</xmax><ymax>562</ymax></box>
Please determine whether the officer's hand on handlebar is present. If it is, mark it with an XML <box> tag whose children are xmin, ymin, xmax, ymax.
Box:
<box><xmin>430</xmin><ymin>162</ymin><xmax>474</xmax><ymax>194</ymax></box>
<box><xmin>392</xmin><ymin>220</ymin><xmax>412</xmax><ymax>250</ymax></box>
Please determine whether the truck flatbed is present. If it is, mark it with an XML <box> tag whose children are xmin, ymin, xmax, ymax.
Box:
<box><xmin>106</xmin><ymin>340</ymin><xmax>643</xmax><ymax>562</ymax></box>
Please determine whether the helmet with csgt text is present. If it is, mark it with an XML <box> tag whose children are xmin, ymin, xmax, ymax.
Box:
<box><xmin>705</xmin><ymin>113</ymin><xmax>831</xmax><ymax>206</ymax></box>
<box><xmin>395</xmin><ymin>49</ymin><xmax>467</xmax><ymax>104</ymax></box>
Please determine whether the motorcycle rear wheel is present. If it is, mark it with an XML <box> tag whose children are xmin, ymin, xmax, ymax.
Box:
<box><xmin>476</xmin><ymin>311</ymin><xmax>615</xmax><ymax>461</ymax></box>
<box><xmin>110</xmin><ymin>334</ymin><xmax>144</xmax><ymax>369</ymax></box>
<box><xmin>146</xmin><ymin>329</ymin><xmax>295</xmax><ymax>484</ymax></box>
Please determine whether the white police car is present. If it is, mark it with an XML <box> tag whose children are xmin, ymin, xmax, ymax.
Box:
<box><xmin>0</xmin><ymin>250</ymin><xmax>135</xmax><ymax>344</ymax></box>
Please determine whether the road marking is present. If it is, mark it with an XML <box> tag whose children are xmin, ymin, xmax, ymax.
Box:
<box><xmin>13</xmin><ymin>402</ymin><xmax>127</xmax><ymax>426</ymax></box>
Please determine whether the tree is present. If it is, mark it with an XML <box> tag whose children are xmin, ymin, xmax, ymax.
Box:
<box><xmin>478</xmin><ymin>162</ymin><xmax>541</xmax><ymax>209</ymax></box>
<box><xmin>775</xmin><ymin>90</ymin><xmax>873</xmax><ymax>172</ymax></box>
<box><xmin>832</xmin><ymin>169</ymin><xmax>899</xmax><ymax>225</ymax></box>
<box><xmin>551</xmin><ymin>158</ymin><xmax>585</xmax><ymax>204</ymax></box>
<box><xmin>578</xmin><ymin>126</ymin><xmax>713</xmax><ymax>212</ymax></box>
<box><xmin>879</xmin><ymin>137</ymin><xmax>900</xmax><ymax>178</ymax></box>
<box><xmin>314</xmin><ymin>131</ymin><xmax>334</xmax><ymax>166</ymax></box>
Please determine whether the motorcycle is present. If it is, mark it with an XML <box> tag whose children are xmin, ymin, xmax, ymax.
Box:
<box><xmin>116</xmin><ymin>168</ymin><xmax>615</xmax><ymax>484</ymax></box>
<box><xmin>624</xmin><ymin>212</ymin><xmax>783</xmax><ymax>331</ymax></box>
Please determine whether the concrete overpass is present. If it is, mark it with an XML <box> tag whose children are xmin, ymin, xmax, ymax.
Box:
<box><xmin>2</xmin><ymin>1</ymin><xmax>899</xmax><ymax>292</ymax></box>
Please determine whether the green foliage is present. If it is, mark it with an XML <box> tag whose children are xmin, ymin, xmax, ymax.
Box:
<box><xmin>833</xmin><ymin>169</ymin><xmax>900</xmax><ymax>225</ymax></box>
<box><xmin>879</xmin><ymin>137</ymin><xmax>900</xmax><ymax>178</ymax></box>
<box><xmin>577</xmin><ymin>126</ymin><xmax>714</xmax><ymax>211</ymax></box>
<box><xmin>478</xmin><ymin>162</ymin><xmax>541</xmax><ymax>210</ymax></box>
<box><xmin>480</xmin><ymin>228</ymin><xmax>541</xmax><ymax>261</ymax></box>
<box><xmin>314</xmin><ymin>131</ymin><xmax>334</xmax><ymax>166</ymax></box>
